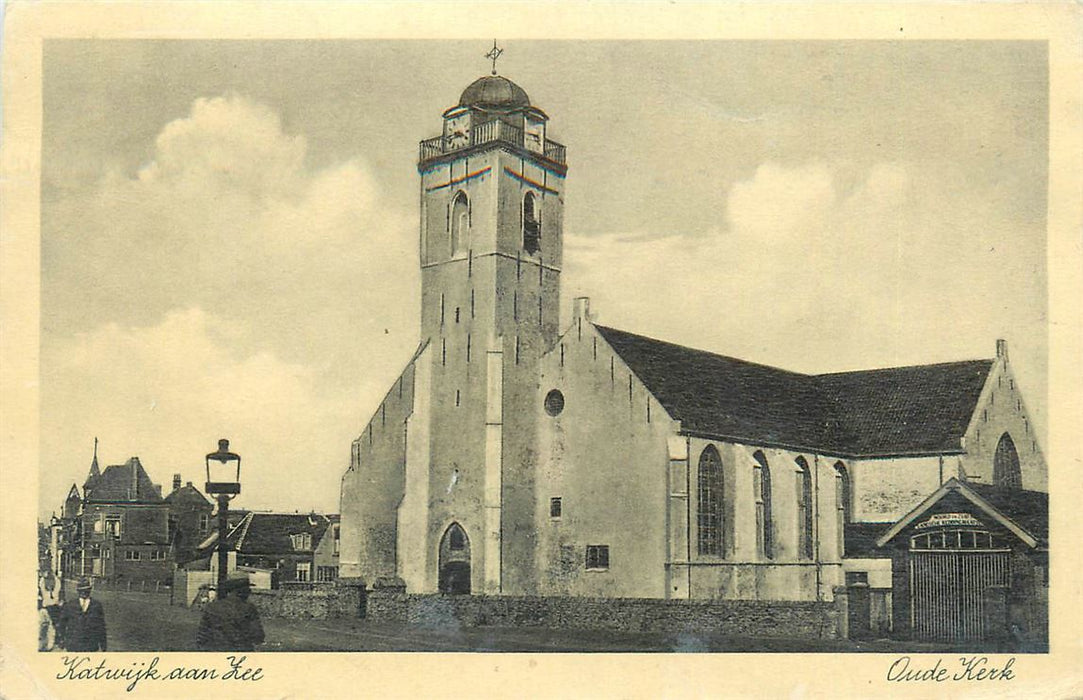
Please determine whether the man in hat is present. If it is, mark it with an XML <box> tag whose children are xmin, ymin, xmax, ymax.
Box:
<box><xmin>196</xmin><ymin>574</ymin><xmax>264</xmax><ymax>651</ymax></box>
<box><xmin>60</xmin><ymin>577</ymin><xmax>107</xmax><ymax>652</ymax></box>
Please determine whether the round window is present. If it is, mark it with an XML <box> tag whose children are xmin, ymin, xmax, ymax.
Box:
<box><xmin>544</xmin><ymin>389</ymin><xmax>565</xmax><ymax>416</ymax></box>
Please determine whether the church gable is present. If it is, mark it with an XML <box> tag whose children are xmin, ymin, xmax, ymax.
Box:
<box><xmin>957</xmin><ymin>343</ymin><xmax>1046</xmax><ymax>491</ymax></box>
<box><xmin>535</xmin><ymin>313</ymin><xmax>676</xmax><ymax>598</ymax></box>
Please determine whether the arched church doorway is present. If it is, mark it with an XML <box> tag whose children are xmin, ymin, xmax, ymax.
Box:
<box><xmin>438</xmin><ymin>522</ymin><xmax>471</xmax><ymax>594</ymax></box>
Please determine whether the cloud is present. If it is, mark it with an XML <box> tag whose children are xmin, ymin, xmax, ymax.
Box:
<box><xmin>726</xmin><ymin>162</ymin><xmax>835</xmax><ymax>240</ymax></box>
<box><xmin>137</xmin><ymin>96</ymin><xmax>307</xmax><ymax>198</ymax></box>
<box><xmin>41</xmin><ymin>95</ymin><xmax>420</xmax><ymax>515</ymax></box>
<box><xmin>44</xmin><ymin>94</ymin><xmax>416</xmax><ymax>359</ymax></box>
<box><xmin>562</xmin><ymin>159</ymin><xmax>1038</xmax><ymax>381</ymax></box>
<box><xmin>41</xmin><ymin>308</ymin><xmax>355</xmax><ymax>515</ymax></box>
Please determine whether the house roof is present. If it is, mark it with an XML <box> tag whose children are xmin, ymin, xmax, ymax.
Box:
<box><xmin>83</xmin><ymin>457</ymin><xmax>164</xmax><ymax>503</ymax></box>
<box><xmin>163</xmin><ymin>484</ymin><xmax>211</xmax><ymax>508</ymax></box>
<box><xmin>199</xmin><ymin>512</ymin><xmax>333</xmax><ymax>555</ymax></box>
<box><xmin>595</xmin><ymin>325</ymin><xmax>994</xmax><ymax>457</ymax></box>
<box><xmin>965</xmin><ymin>483</ymin><xmax>1048</xmax><ymax>545</ymax></box>
<box><xmin>875</xmin><ymin>477</ymin><xmax>1047</xmax><ymax>549</ymax></box>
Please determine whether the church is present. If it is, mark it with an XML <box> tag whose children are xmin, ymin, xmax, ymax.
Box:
<box><xmin>339</xmin><ymin>70</ymin><xmax>1048</xmax><ymax>643</ymax></box>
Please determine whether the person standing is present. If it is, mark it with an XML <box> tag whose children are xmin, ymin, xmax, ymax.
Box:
<box><xmin>60</xmin><ymin>578</ymin><xmax>107</xmax><ymax>652</ymax></box>
<box><xmin>196</xmin><ymin>574</ymin><xmax>264</xmax><ymax>651</ymax></box>
<box><xmin>38</xmin><ymin>572</ymin><xmax>62</xmax><ymax>651</ymax></box>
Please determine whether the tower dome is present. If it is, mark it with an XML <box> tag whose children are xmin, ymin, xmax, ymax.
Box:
<box><xmin>458</xmin><ymin>75</ymin><xmax>531</xmax><ymax>110</ymax></box>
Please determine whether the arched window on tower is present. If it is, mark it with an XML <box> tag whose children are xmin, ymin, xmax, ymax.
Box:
<box><xmin>795</xmin><ymin>457</ymin><xmax>813</xmax><ymax>560</ymax></box>
<box><xmin>834</xmin><ymin>462</ymin><xmax>850</xmax><ymax>557</ymax></box>
<box><xmin>697</xmin><ymin>446</ymin><xmax>724</xmax><ymax>556</ymax></box>
<box><xmin>994</xmin><ymin>433</ymin><xmax>1022</xmax><ymax>488</ymax></box>
<box><xmin>523</xmin><ymin>191</ymin><xmax>540</xmax><ymax>255</ymax></box>
<box><xmin>450</xmin><ymin>191</ymin><xmax>469</xmax><ymax>257</ymax></box>
<box><xmin>753</xmin><ymin>451</ymin><xmax>773</xmax><ymax>559</ymax></box>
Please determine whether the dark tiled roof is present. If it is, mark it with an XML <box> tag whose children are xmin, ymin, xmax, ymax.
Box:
<box><xmin>84</xmin><ymin>458</ymin><xmax>163</xmax><ymax>503</ymax></box>
<box><xmin>225</xmin><ymin>512</ymin><xmax>332</xmax><ymax>555</ymax></box>
<box><xmin>819</xmin><ymin>362</ymin><xmax>994</xmax><ymax>455</ymax></box>
<box><xmin>966</xmin><ymin>483</ymin><xmax>1048</xmax><ymax>545</ymax></box>
<box><xmin>595</xmin><ymin>325</ymin><xmax>993</xmax><ymax>457</ymax></box>
<box><xmin>163</xmin><ymin>484</ymin><xmax>211</xmax><ymax>507</ymax></box>
<box><xmin>844</xmin><ymin>523</ymin><xmax>893</xmax><ymax>558</ymax></box>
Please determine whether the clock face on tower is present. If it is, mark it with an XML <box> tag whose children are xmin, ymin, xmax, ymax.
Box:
<box><xmin>446</xmin><ymin>113</ymin><xmax>470</xmax><ymax>150</ymax></box>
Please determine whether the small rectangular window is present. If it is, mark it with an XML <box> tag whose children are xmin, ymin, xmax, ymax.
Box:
<box><xmin>550</xmin><ymin>497</ymin><xmax>562</xmax><ymax>519</ymax></box>
<box><xmin>296</xmin><ymin>562</ymin><xmax>311</xmax><ymax>583</ymax></box>
<box><xmin>586</xmin><ymin>544</ymin><xmax>609</xmax><ymax>570</ymax></box>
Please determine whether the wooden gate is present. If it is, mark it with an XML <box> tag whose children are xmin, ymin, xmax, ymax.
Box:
<box><xmin>910</xmin><ymin>537</ymin><xmax>1010</xmax><ymax>641</ymax></box>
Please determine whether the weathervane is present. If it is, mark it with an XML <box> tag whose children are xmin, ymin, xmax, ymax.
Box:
<box><xmin>485</xmin><ymin>39</ymin><xmax>504</xmax><ymax>76</ymax></box>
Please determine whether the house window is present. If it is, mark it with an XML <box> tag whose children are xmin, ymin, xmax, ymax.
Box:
<box><xmin>585</xmin><ymin>545</ymin><xmax>609</xmax><ymax>570</ymax></box>
<box><xmin>753</xmin><ymin>451</ymin><xmax>773</xmax><ymax>559</ymax></box>
<box><xmin>697</xmin><ymin>446</ymin><xmax>724</xmax><ymax>556</ymax></box>
<box><xmin>834</xmin><ymin>462</ymin><xmax>851</xmax><ymax>556</ymax></box>
<box><xmin>796</xmin><ymin>457</ymin><xmax>813</xmax><ymax>560</ymax></box>
<box><xmin>523</xmin><ymin>191</ymin><xmax>540</xmax><ymax>255</ymax></box>
<box><xmin>124</xmin><ymin>549</ymin><xmax>140</xmax><ymax>561</ymax></box>
<box><xmin>199</xmin><ymin>513</ymin><xmax>209</xmax><ymax>531</ymax></box>
<box><xmin>550</xmin><ymin>497</ymin><xmax>563</xmax><ymax>519</ymax></box>
<box><xmin>105</xmin><ymin>516</ymin><xmax>122</xmax><ymax>539</ymax></box>
<box><xmin>993</xmin><ymin>433</ymin><xmax>1022</xmax><ymax>488</ymax></box>
<box><xmin>296</xmin><ymin>562</ymin><xmax>311</xmax><ymax>583</ymax></box>
<box><xmin>317</xmin><ymin>565</ymin><xmax>339</xmax><ymax>582</ymax></box>
<box><xmin>290</xmin><ymin>533</ymin><xmax>312</xmax><ymax>551</ymax></box>
<box><xmin>149</xmin><ymin>549</ymin><xmax>166</xmax><ymax>561</ymax></box>
<box><xmin>450</xmin><ymin>191</ymin><xmax>469</xmax><ymax>256</ymax></box>
<box><xmin>332</xmin><ymin>525</ymin><xmax>340</xmax><ymax>555</ymax></box>
<box><xmin>448</xmin><ymin>523</ymin><xmax>467</xmax><ymax>551</ymax></box>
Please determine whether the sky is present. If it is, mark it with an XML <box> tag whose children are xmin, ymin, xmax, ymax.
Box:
<box><xmin>39</xmin><ymin>40</ymin><xmax>1048</xmax><ymax>519</ymax></box>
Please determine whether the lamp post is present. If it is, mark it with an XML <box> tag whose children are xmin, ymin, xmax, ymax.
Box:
<box><xmin>205</xmin><ymin>439</ymin><xmax>241</xmax><ymax>595</ymax></box>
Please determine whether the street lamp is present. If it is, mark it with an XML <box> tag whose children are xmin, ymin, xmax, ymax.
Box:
<box><xmin>205</xmin><ymin>439</ymin><xmax>241</xmax><ymax>595</ymax></box>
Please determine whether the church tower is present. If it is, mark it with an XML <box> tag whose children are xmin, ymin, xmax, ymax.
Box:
<box><xmin>340</xmin><ymin>67</ymin><xmax>568</xmax><ymax>595</ymax></box>
<box><xmin>414</xmin><ymin>73</ymin><xmax>567</xmax><ymax>594</ymax></box>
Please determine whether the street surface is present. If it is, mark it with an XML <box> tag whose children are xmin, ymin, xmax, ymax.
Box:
<box><xmin>59</xmin><ymin>590</ymin><xmax>1014</xmax><ymax>653</ymax></box>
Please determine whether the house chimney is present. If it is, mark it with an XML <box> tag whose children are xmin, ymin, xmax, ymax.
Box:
<box><xmin>573</xmin><ymin>296</ymin><xmax>592</xmax><ymax>321</ymax></box>
<box><xmin>996</xmin><ymin>338</ymin><xmax>1008</xmax><ymax>361</ymax></box>
<box><xmin>131</xmin><ymin>457</ymin><xmax>140</xmax><ymax>498</ymax></box>
<box><xmin>173</xmin><ymin>473</ymin><xmax>182</xmax><ymax>492</ymax></box>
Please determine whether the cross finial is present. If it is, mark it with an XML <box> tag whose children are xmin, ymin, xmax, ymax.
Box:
<box><xmin>485</xmin><ymin>39</ymin><xmax>503</xmax><ymax>76</ymax></box>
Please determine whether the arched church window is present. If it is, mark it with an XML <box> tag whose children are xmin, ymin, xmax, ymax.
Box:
<box><xmin>448</xmin><ymin>523</ymin><xmax>467</xmax><ymax>551</ymax></box>
<box><xmin>834</xmin><ymin>462</ymin><xmax>850</xmax><ymax>556</ymax></box>
<box><xmin>753</xmin><ymin>451</ymin><xmax>773</xmax><ymax>559</ymax></box>
<box><xmin>697</xmin><ymin>446</ymin><xmax>724</xmax><ymax>556</ymax></box>
<box><xmin>523</xmin><ymin>191</ymin><xmax>541</xmax><ymax>255</ymax></box>
<box><xmin>450</xmin><ymin>191</ymin><xmax>469</xmax><ymax>257</ymax></box>
<box><xmin>993</xmin><ymin>433</ymin><xmax>1022</xmax><ymax>488</ymax></box>
<box><xmin>795</xmin><ymin>457</ymin><xmax>813</xmax><ymax>560</ymax></box>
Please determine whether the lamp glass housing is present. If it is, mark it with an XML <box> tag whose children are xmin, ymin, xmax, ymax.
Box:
<box><xmin>205</xmin><ymin>438</ymin><xmax>241</xmax><ymax>497</ymax></box>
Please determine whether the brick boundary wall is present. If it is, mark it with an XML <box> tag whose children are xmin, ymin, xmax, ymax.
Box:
<box><xmin>366</xmin><ymin>591</ymin><xmax>838</xmax><ymax>639</ymax></box>
<box><xmin>248</xmin><ymin>580</ymin><xmax>363</xmax><ymax>620</ymax></box>
<box><xmin>244</xmin><ymin>581</ymin><xmax>837</xmax><ymax>640</ymax></box>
